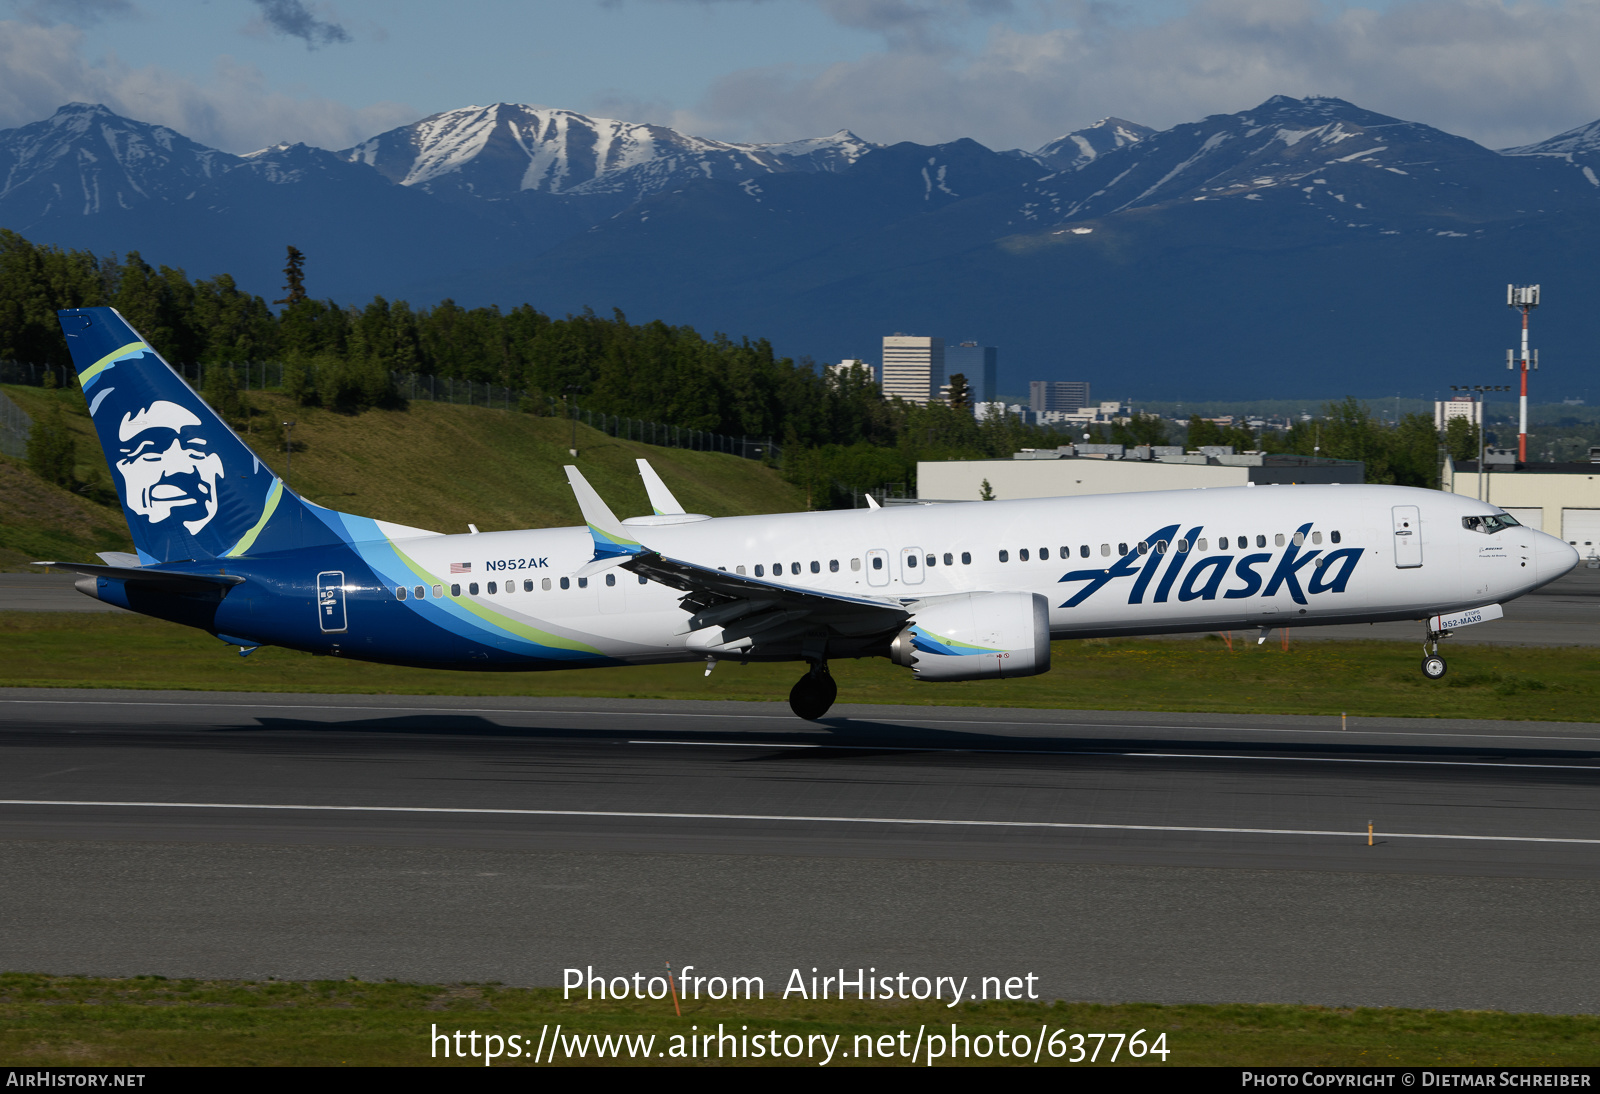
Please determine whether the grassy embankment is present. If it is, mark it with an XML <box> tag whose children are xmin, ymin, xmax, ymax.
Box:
<box><xmin>2</xmin><ymin>610</ymin><xmax>1596</xmax><ymax>721</ymax></box>
<box><xmin>2</xmin><ymin>975</ymin><xmax>1596</xmax><ymax>1067</ymax></box>
<box><xmin>0</xmin><ymin>385</ymin><xmax>805</xmax><ymax>571</ymax></box>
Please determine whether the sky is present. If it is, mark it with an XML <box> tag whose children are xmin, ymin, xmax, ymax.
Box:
<box><xmin>2</xmin><ymin>0</ymin><xmax>1600</xmax><ymax>154</ymax></box>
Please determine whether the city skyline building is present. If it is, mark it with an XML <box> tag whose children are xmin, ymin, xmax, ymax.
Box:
<box><xmin>1030</xmin><ymin>380</ymin><xmax>1091</xmax><ymax>413</ymax></box>
<box><xmin>882</xmin><ymin>334</ymin><xmax>945</xmax><ymax>405</ymax></box>
<box><xmin>947</xmin><ymin>342</ymin><xmax>998</xmax><ymax>404</ymax></box>
<box><xmin>829</xmin><ymin>358</ymin><xmax>876</xmax><ymax>384</ymax></box>
<box><xmin>1435</xmin><ymin>395</ymin><xmax>1483</xmax><ymax>429</ymax></box>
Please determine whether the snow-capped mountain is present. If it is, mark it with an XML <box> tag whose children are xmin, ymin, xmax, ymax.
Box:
<box><xmin>1006</xmin><ymin>95</ymin><xmax>1591</xmax><ymax>232</ymax></box>
<box><xmin>1502</xmin><ymin>119</ymin><xmax>1600</xmax><ymax>188</ymax></box>
<box><xmin>1029</xmin><ymin>117</ymin><xmax>1153</xmax><ymax>172</ymax></box>
<box><xmin>0</xmin><ymin>102</ymin><xmax>238</xmax><ymax>222</ymax></box>
<box><xmin>339</xmin><ymin>103</ymin><xmax>876</xmax><ymax>208</ymax></box>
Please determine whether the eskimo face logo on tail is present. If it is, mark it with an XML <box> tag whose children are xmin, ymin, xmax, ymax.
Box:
<box><xmin>1059</xmin><ymin>522</ymin><xmax>1362</xmax><ymax>608</ymax></box>
<box><xmin>114</xmin><ymin>399</ymin><xmax>225</xmax><ymax>535</ymax></box>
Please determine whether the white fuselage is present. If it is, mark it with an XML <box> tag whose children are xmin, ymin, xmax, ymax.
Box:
<box><xmin>384</xmin><ymin>483</ymin><xmax>1577</xmax><ymax>664</ymax></box>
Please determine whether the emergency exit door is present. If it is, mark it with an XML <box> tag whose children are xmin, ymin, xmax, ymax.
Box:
<box><xmin>1391</xmin><ymin>506</ymin><xmax>1422</xmax><ymax>569</ymax></box>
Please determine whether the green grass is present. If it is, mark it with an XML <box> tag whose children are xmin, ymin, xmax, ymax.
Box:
<box><xmin>0</xmin><ymin>385</ymin><xmax>806</xmax><ymax>570</ymax></box>
<box><xmin>1</xmin><ymin>974</ymin><xmax>1595</xmax><ymax>1067</ymax></box>
<box><xmin>3</xmin><ymin>612</ymin><xmax>1597</xmax><ymax>722</ymax></box>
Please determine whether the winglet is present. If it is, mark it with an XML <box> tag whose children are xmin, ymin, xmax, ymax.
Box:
<box><xmin>565</xmin><ymin>465</ymin><xmax>645</xmax><ymax>560</ymax></box>
<box><xmin>636</xmin><ymin>459</ymin><xmax>686</xmax><ymax>516</ymax></box>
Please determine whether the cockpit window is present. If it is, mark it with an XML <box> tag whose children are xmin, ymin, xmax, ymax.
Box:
<box><xmin>1463</xmin><ymin>513</ymin><xmax>1520</xmax><ymax>535</ymax></box>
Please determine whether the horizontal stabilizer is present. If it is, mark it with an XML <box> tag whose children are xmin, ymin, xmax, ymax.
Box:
<box><xmin>35</xmin><ymin>560</ymin><xmax>245</xmax><ymax>589</ymax></box>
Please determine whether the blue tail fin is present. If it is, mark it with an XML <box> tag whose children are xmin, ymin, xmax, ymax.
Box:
<box><xmin>58</xmin><ymin>307</ymin><xmax>338</xmax><ymax>564</ymax></box>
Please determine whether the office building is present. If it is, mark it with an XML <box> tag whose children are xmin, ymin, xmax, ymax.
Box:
<box><xmin>1030</xmin><ymin>380</ymin><xmax>1091</xmax><ymax>414</ymax></box>
<box><xmin>881</xmin><ymin>335</ymin><xmax>944</xmax><ymax>405</ymax></box>
<box><xmin>1435</xmin><ymin>396</ymin><xmax>1482</xmax><ymax>430</ymax></box>
<box><xmin>828</xmin><ymin>359</ymin><xmax>876</xmax><ymax>384</ymax></box>
<box><xmin>947</xmin><ymin>343</ymin><xmax>998</xmax><ymax>403</ymax></box>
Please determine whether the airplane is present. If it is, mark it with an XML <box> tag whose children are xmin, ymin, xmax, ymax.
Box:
<box><xmin>41</xmin><ymin>307</ymin><xmax>1579</xmax><ymax>720</ymax></box>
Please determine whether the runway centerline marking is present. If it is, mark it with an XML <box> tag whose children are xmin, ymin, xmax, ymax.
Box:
<box><xmin>1</xmin><ymin>799</ymin><xmax>1596</xmax><ymax>846</ymax></box>
<box><xmin>4</xmin><ymin>698</ymin><xmax>1600</xmax><ymax>745</ymax></box>
<box><xmin>629</xmin><ymin>740</ymin><xmax>1600</xmax><ymax>772</ymax></box>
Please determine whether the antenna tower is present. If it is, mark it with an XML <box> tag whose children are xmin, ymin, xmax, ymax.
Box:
<box><xmin>1507</xmin><ymin>284</ymin><xmax>1540</xmax><ymax>463</ymax></box>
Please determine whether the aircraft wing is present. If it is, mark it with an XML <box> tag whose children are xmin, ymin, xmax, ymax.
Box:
<box><xmin>563</xmin><ymin>465</ymin><xmax>908</xmax><ymax>652</ymax></box>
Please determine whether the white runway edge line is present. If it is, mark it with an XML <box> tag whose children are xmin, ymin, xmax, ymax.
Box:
<box><xmin>1</xmin><ymin>799</ymin><xmax>1598</xmax><ymax>845</ymax></box>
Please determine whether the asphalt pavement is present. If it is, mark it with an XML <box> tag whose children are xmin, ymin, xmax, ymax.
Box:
<box><xmin>0</xmin><ymin>691</ymin><xmax>1596</xmax><ymax>1013</ymax></box>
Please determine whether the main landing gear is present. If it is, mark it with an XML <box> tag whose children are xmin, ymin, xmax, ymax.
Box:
<box><xmin>788</xmin><ymin>661</ymin><xmax>837</xmax><ymax>720</ymax></box>
<box><xmin>1421</xmin><ymin>622</ymin><xmax>1451</xmax><ymax>680</ymax></box>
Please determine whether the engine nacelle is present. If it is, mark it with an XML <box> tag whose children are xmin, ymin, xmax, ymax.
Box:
<box><xmin>889</xmin><ymin>592</ymin><xmax>1051</xmax><ymax>682</ymax></box>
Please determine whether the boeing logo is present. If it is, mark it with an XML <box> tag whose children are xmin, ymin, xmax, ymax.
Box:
<box><xmin>1059</xmin><ymin>522</ymin><xmax>1363</xmax><ymax>608</ymax></box>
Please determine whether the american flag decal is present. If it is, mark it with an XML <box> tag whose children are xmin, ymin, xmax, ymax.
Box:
<box><xmin>450</xmin><ymin>562</ymin><xmax>471</xmax><ymax>574</ymax></box>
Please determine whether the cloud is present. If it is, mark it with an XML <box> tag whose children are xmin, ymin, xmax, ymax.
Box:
<box><xmin>673</xmin><ymin>0</ymin><xmax>1600</xmax><ymax>151</ymax></box>
<box><xmin>244</xmin><ymin>0</ymin><xmax>351</xmax><ymax>48</ymax></box>
<box><xmin>6</xmin><ymin>0</ymin><xmax>136</xmax><ymax>25</ymax></box>
<box><xmin>0</xmin><ymin>20</ymin><xmax>413</xmax><ymax>151</ymax></box>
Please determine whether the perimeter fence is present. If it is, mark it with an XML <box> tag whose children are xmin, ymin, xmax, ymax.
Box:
<box><xmin>0</xmin><ymin>360</ymin><xmax>780</xmax><ymax>463</ymax></box>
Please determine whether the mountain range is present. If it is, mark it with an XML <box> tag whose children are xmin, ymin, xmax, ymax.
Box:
<box><xmin>3</xmin><ymin>97</ymin><xmax>1599</xmax><ymax>399</ymax></box>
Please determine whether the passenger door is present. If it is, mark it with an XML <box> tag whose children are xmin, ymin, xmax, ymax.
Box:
<box><xmin>899</xmin><ymin>546</ymin><xmax>925</xmax><ymax>586</ymax></box>
<box><xmin>1391</xmin><ymin>506</ymin><xmax>1422</xmax><ymax>569</ymax></box>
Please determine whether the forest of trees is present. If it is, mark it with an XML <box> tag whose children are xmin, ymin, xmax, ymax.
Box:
<box><xmin>0</xmin><ymin>230</ymin><xmax>1479</xmax><ymax>505</ymax></box>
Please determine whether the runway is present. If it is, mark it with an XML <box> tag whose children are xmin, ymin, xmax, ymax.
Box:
<box><xmin>1</xmin><ymin>690</ymin><xmax>1597</xmax><ymax>1013</ymax></box>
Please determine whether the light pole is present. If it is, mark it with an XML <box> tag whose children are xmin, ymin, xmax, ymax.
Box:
<box><xmin>282</xmin><ymin>420</ymin><xmax>296</xmax><ymax>483</ymax></box>
<box><xmin>1450</xmin><ymin>385</ymin><xmax>1511</xmax><ymax>500</ymax></box>
<box><xmin>1507</xmin><ymin>284</ymin><xmax>1540</xmax><ymax>464</ymax></box>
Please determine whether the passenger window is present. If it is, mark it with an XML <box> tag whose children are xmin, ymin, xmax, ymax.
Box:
<box><xmin>451</xmin><ymin>583</ymin><xmax>462</xmax><ymax>596</ymax></box>
<box><xmin>791</xmin><ymin>562</ymin><xmax>801</xmax><ymax>575</ymax></box>
<box><xmin>415</xmin><ymin>585</ymin><xmax>427</xmax><ymax>599</ymax></box>
<box><xmin>926</xmin><ymin>554</ymin><xmax>936</xmax><ymax>567</ymax></box>
<box><xmin>1177</xmin><ymin>539</ymin><xmax>1189</xmax><ymax>553</ymax></box>
<box><xmin>1155</xmin><ymin>540</ymin><xmax>1168</xmax><ymax>555</ymax></box>
<box><xmin>1039</xmin><ymin>547</ymin><xmax>1048</xmax><ymax>560</ymax></box>
<box><xmin>638</xmin><ymin>574</ymin><xmax>647</xmax><ymax>584</ymax></box>
<box><xmin>1137</xmin><ymin>542</ymin><xmax>1149</xmax><ymax>555</ymax></box>
<box><xmin>1292</xmin><ymin>532</ymin><xmax>1304</xmax><ymax>546</ymax></box>
<box><xmin>1331</xmin><ymin>531</ymin><xmax>1342</xmax><ymax>544</ymax></box>
<box><xmin>830</xmin><ymin>560</ymin><xmax>840</xmax><ymax>572</ymax></box>
<box><xmin>851</xmin><ymin>558</ymin><xmax>861</xmax><ymax>571</ymax></box>
<box><xmin>1080</xmin><ymin>545</ymin><xmax>1090</xmax><ymax>558</ymax></box>
<box><xmin>487</xmin><ymin>581</ymin><xmax>497</xmax><ymax>594</ymax></box>
<box><xmin>1312</xmin><ymin>532</ymin><xmax>1322</xmax><ymax>545</ymax></box>
<box><xmin>396</xmin><ymin>586</ymin><xmax>407</xmax><ymax>601</ymax></box>
<box><xmin>1018</xmin><ymin>549</ymin><xmax>1028</xmax><ymax>562</ymax></box>
<box><xmin>434</xmin><ymin>585</ymin><xmax>443</xmax><ymax>598</ymax></box>
<box><xmin>999</xmin><ymin>550</ymin><xmax>1009</xmax><ymax>562</ymax></box>
<box><xmin>755</xmin><ymin>564</ymin><xmax>764</xmax><ymax>577</ymax></box>
<box><xmin>907</xmin><ymin>555</ymin><xmax>919</xmax><ymax>568</ymax></box>
<box><xmin>602</xmin><ymin>573</ymin><xmax>613</xmax><ymax>586</ymax></box>
<box><xmin>811</xmin><ymin>561</ymin><xmax>821</xmax><ymax>573</ymax></box>
<box><xmin>469</xmin><ymin>582</ymin><xmax>480</xmax><ymax>595</ymax></box>
<box><xmin>541</xmin><ymin>578</ymin><xmax>551</xmax><ymax>591</ymax></box>
<box><xmin>943</xmin><ymin>553</ymin><xmax>953</xmax><ymax>566</ymax></box>
<box><xmin>1256</xmin><ymin>535</ymin><xmax>1267</xmax><ymax>548</ymax></box>
<box><xmin>522</xmin><ymin>580</ymin><xmax>532</xmax><ymax>592</ymax></box>
<box><xmin>1198</xmin><ymin>539</ymin><xmax>1208</xmax><ymax>552</ymax></box>
<box><xmin>559</xmin><ymin>578</ymin><xmax>569</xmax><ymax>590</ymax></box>
<box><xmin>774</xmin><ymin>562</ymin><xmax>782</xmax><ymax>574</ymax></box>
<box><xmin>1101</xmin><ymin>544</ymin><xmax>1111</xmax><ymax>556</ymax></box>
<box><xmin>578</xmin><ymin>577</ymin><xmax>588</xmax><ymax>589</ymax></box>
<box><xmin>961</xmin><ymin>552</ymin><xmax>972</xmax><ymax>564</ymax></box>
<box><xmin>1119</xmin><ymin>543</ymin><xmax>1129</xmax><ymax>555</ymax></box>
<box><xmin>737</xmin><ymin>565</ymin><xmax>746</xmax><ymax>575</ymax></box>
<box><xmin>872</xmin><ymin>557</ymin><xmax>883</xmax><ymax>570</ymax></box>
<box><xmin>1274</xmin><ymin>534</ymin><xmax>1285</xmax><ymax>547</ymax></box>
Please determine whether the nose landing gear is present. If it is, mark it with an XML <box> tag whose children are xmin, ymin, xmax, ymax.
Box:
<box><xmin>1420</xmin><ymin>622</ymin><xmax>1451</xmax><ymax>679</ymax></box>
<box><xmin>788</xmin><ymin>661</ymin><xmax>837</xmax><ymax>720</ymax></box>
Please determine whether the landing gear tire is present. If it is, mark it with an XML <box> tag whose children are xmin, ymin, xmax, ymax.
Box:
<box><xmin>788</xmin><ymin>666</ymin><xmax>838</xmax><ymax>720</ymax></box>
<box><xmin>1422</xmin><ymin>655</ymin><xmax>1447</xmax><ymax>680</ymax></box>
